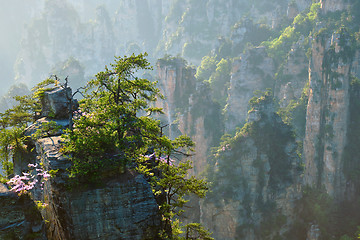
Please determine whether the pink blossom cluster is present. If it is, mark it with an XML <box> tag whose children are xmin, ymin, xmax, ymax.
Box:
<box><xmin>213</xmin><ymin>144</ymin><xmax>232</xmax><ymax>157</ymax></box>
<box><xmin>220</xmin><ymin>144</ymin><xmax>231</xmax><ymax>152</ymax></box>
<box><xmin>143</xmin><ymin>153</ymin><xmax>174</xmax><ymax>166</ymax></box>
<box><xmin>74</xmin><ymin>108</ymin><xmax>90</xmax><ymax>121</ymax></box>
<box><xmin>7</xmin><ymin>163</ymin><xmax>50</xmax><ymax>195</ymax></box>
<box><xmin>77</xmin><ymin>108</ymin><xmax>88</xmax><ymax>117</ymax></box>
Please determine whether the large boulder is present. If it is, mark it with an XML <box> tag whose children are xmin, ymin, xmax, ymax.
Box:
<box><xmin>41</xmin><ymin>87</ymin><xmax>72</xmax><ymax>119</ymax></box>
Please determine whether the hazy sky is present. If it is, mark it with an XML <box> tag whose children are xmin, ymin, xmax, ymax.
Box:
<box><xmin>0</xmin><ymin>0</ymin><xmax>43</xmax><ymax>94</ymax></box>
<box><xmin>0</xmin><ymin>0</ymin><xmax>135</xmax><ymax>95</ymax></box>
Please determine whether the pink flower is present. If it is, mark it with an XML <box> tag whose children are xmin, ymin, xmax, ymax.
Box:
<box><xmin>7</xmin><ymin>165</ymin><xmax>50</xmax><ymax>196</ymax></box>
<box><xmin>43</xmin><ymin>173</ymin><xmax>51</xmax><ymax>179</ymax></box>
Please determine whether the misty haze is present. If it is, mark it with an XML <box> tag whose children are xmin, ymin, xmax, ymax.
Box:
<box><xmin>1</xmin><ymin>0</ymin><xmax>360</xmax><ymax>239</ymax></box>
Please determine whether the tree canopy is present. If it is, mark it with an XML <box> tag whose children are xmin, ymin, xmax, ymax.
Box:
<box><xmin>60</xmin><ymin>53</ymin><xmax>211</xmax><ymax>239</ymax></box>
<box><xmin>0</xmin><ymin>53</ymin><xmax>211</xmax><ymax>239</ymax></box>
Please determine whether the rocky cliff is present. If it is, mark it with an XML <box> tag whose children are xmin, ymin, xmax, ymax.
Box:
<box><xmin>31</xmin><ymin>136</ymin><xmax>161</xmax><ymax>240</ymax></box>
<box><xmin>156</xmin><ymin>57</ymin><xmax>223</xmax><ymax>177</ymax></box>
<box><xmin>153</xmin><ymin>0</ymin><xmax>360</xmax><ymax>239</ymax></box>
<box><xmin>201</xmin><ymin>92</ymin><xmax>302</xmax><ymax>240</ymax></box>
<box><xmin>9</xmin><ymin>87</ymin><xmax>161</xmax><ymax>240</ymax></box>
<box><xmin>224</xmin><ymin>46</ymin><xmax>275</xmax><ymax>131</ymax></box>
<box><xmin>303</xmin><ymin>30</ymin><xmax>355</xmax><ymax>198</ymax></box>
<box><xmin>4</xmin><ymin>0</ymin><xmax>360</xmax><ymax>239</ymax></box>
<box><xmin>0</xmin><ymin>184</ymin><xmax>46</xmax><ymax>240</ymax></box>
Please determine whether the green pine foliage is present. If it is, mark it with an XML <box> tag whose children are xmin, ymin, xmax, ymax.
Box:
<box><xmin>195</xmin><ymin>56</ymin><xmax>231</xmax><ymax>109</ymax></box>
<box><xmin>195</xmin><ymin>56</ymin><xmax>217</xmax><ymax>81</ymax></box>
<box><xmin>61</xmin><ymin>53</ymin><xmax>160</xmax><ymax>182</ymax></box>
<box><xmin>208</xmin><ymin>58</ymin><xmax>231</xmax><ymax>107</ymax></box>
<box><xmin>262</xmin><ymin>2</ymin><xmax>321</xmax><ymax>64</ymax></box>
<box><xmin>60</xmin><ymin>53</ymin><xmax>211</xmax><ymax>239</ymax></box>
<box><xmin>278</xmin><ymin>83</ymin><xmax>309</xmax><ymax>139</ymax></box>
<box><xmin>0</xmin><ymin>53</ymin><xmax>211</xmax><ymax>239</ymax></box>
<box><xmin>0</xmin><ymin>78</ymin><xmax>60</xmax><ymax>178</ymax></box>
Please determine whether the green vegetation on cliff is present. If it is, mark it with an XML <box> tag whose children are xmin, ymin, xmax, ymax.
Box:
<box><xmin>262</xmin><ymin>2</ymin><xmax>320</xmax><ymax>64</ymax></box>
<box><xmin>0</xmin><ymin>79</ymin><xmax>61</xmax><ymax>177</ymax></box>
<box><xmin>0</xmin><ymin>53</ymin><xmax>212</xmax><ymax>239</ymax></box>
<box><xmin>60</xmin><ymin>53</ymin><xmax>211</xmax><ymax>239</ymax></box>
<box><xmin>206</xmin><ymin>90</ymin><xmax>298</xmax><ymax>238</ymax></box>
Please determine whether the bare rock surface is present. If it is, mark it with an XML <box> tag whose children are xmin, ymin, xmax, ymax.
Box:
<box><xmin>0</xmin><ymin>184</ymin><xmax>46</xmax><ymax>240</ymax></box>
<box><xmin>41</xmin><ymin>87</ymin><xmax>72</xmax><ymax>119</ymax></box>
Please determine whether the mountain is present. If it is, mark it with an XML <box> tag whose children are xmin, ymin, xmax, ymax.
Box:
<box><xmin>2</xmin><ymin>0</ymin><xmax>360</xmax><ymax>239</ymax></box>
<box><xmin>154</xmin><ymin>0</ymin><xmax>360</xmax><ymax>239</ymax></box>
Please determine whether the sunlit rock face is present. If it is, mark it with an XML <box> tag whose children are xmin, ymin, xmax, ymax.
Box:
<box><xmin>156</xmin><ymin>58</ymin><xmax>221</xmax><ymax>176</ymax></box>
<box><xmin>40</xmin><ymin>87</ymin><xmax>73</xmax><ymax>119</ymax></box>
<box><xmin>303</xmin><ymin>29</ymin><xmax>359</xmax><ymax>199</ymax></box>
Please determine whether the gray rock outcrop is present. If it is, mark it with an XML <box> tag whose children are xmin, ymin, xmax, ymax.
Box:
<box><xmin>41</xmin><ymin>87</ymin><xmax>72</xmax><ymax>119</ymax></box>
<box><xmin>303</xmin><ymin>30</ymin><xmax>357</xmax><ymax>198</ymax></box>
<box><xmin>0</xmin><ymin>184</ymin><xmax>46</xmax><ymax>240</ymax></box>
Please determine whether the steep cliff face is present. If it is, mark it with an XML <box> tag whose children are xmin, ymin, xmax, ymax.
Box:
<box><xmin>303</xmin><ymin>20</ymin><xmax>358</xmax><ymax>200</ymax></box>
<box><xmin>29</xmin><ymin>136</ymin><xmax>161</xmax><ymax>240</ymax></box>
<box><xmin>153</xmin><ymin>3</ymin><xmax>316</xmax><ymax>238</ymax></box>
<box><xmin>275</xmin><ymin>38</ymin><xmax>309</xmax><ymax>108</ymax></box>
<box><xmin>224</xmin><ymin>47</ymin><xmax>275</xmax><ymax>131</ymax></box>
<box><xmin>156</xmin><ymin>57</ymin><xmax>222</xmax><ymax>176</ymax></box>
<box><xmin>203</xmin><ymin>93</ymin><xmax>302</xmax><ymax>240</ymax></box>
<box><xmin>13</xmin><ymin>87</ymin><xmax>162</xmax><ymax>240</ymax></box>
<box><xmin>156</xmin><ymin>58</ymin><xmax>196</xmax><ymax>138</ymax></box>
<box><xmin>156</xmin><ymin>52</ymin><xmax>305</xmax><ymax>240</ymax></box>
<box><xmin>0</xmin><ymin>184</ymin><xmax>46</xmax><ymax>240</ymax></box>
